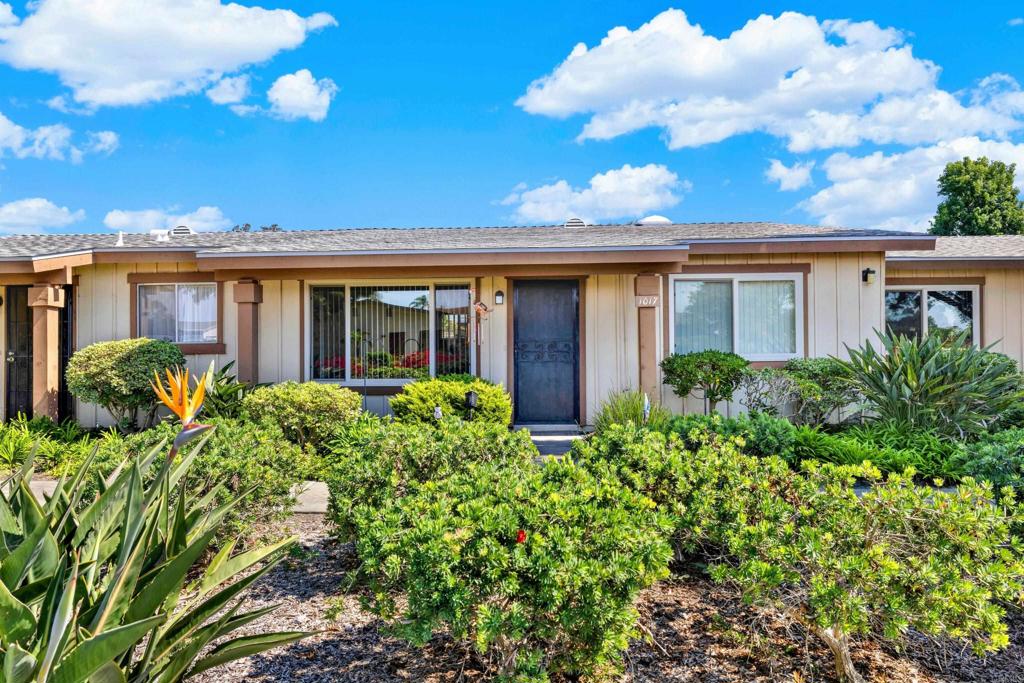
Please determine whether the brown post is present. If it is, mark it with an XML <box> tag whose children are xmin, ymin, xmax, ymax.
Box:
<box><xmin>634</xmin><ymin>275</ymin><xmax>661</xmax><ymax>403</ymax></box>
<box><xmin>234</xmin><ymin>280</ymin><xmax>263</xmax><ymax>384</ymax></box>
<box><xmin>28</xmin><ymin>284</ymin><xmax>66</xmax><ymax>420</ymax></box>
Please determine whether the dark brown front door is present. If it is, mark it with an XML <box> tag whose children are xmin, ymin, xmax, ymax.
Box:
<box><xmin>5</xmin><ymin>286</ymin><xmax>32</xmax><ymax>420</ymax></box>
<box><xmin>513</xmin><ymin>280</ymin><xmax>579</xmax><ymax>424</ymax></box>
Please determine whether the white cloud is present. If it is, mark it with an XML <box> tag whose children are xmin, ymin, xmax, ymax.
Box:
<box><xmin>267</xmin><ymin>69</ymin><xmax>338</xmax><ymax>121</ymax></box>
<box><xmin>0</xmin><ymin>197</ymin><xmax>84</xmax><ymax>232</ymax></box>
<box><xmin>1009</xmin><ymin>18</ymin><xmax>1024</xmax><ymax>27</ymax></box>
<box><xmin>207</xmin><ymin>75</ymin><xmax>251</xmax><ymax>105</ymax></box>
<box><xmin>800</xmin><ymin>137</ymin><xmax>1024</xmax><ymax>231</ymax></box>
<box><xmin>103</xmin><ymin>205</ymin><xmax>232</xmax><ymax>232</ymax></box>
<box><xmin>766</xmin><ymin>159</ymin><xmax>814</xmax><ymax>191</ymax></box>
<box><xmin>0</xmin><ymin>2</ymin><xmax>16</xmax><ymax>27</ymax></box>
<box><xmin>517</xmin><ymin>9</ymin><xmax>1022</xmax><ymax>151</ymax></box>
<box><xmin>0</xmin><ymin>1</ymin><xmax>337</xmax><ymax>108</ymax></box>
<box><xmin>500</xmin><ymin>163</ymin><xmax>686</xmax><ymax>224</ymax></box>
<box><xmin>0</xmin><ymin>110</ymin><xmax>116</xmax><ymax>163</ymax></box>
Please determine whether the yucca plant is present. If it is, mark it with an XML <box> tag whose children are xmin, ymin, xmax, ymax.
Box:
<box><xmin>0</xmin><ymin>367</ymin><xmax>306</xmax><ymax>682</ymax></box>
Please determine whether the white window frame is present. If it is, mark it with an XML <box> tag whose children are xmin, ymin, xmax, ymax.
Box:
<box><xmin>667</xmin><ymin>273</ymin><xmax>805</xmax><ymax>362</ymax></box>
<box><xmin>136</xmin><ymin>282</ymin><xmax>218</xmax><ymax>344</ymax></box>
<box><xmin>305</xmin><ymin>279</ymin><xmax>476</xmax><ymax>386</ymax></box>
<box><xmin>884</xmin><ymin>284</ymin><xmax>981</xmax><ymax>343</ymax></box>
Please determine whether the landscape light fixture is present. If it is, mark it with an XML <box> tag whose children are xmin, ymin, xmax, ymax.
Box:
<box><xmin>465</xmin><ymin>390</ymin><xmax>479</xmax><ymax>421</ymax></box>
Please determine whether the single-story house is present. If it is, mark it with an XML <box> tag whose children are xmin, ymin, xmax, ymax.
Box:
<box><xmin>0</xmin><ymin>221</ymin><xmax>980</xmax><ymax>427</ymax></box>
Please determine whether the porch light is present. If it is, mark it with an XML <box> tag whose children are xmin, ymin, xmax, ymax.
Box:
<box><xmin>494</xmin><ymin>290</ymin><xmax>505</xmax><ymax>305</ymax></box>
<box><xmin>861</xmin><ymin>268</ymin><xmax>876</xmax><ymax>285</ymax></box>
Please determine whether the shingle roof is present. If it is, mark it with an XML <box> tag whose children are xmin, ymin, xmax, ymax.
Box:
<box><xmin>889</xmin><ymin>236</ymin><xmax>1024</xmax><ymax>260</ymax></box>
<box><xmin>0</xmin><ymin>222</ymin><xmax>931</xmax><ymax>260</ymax></box>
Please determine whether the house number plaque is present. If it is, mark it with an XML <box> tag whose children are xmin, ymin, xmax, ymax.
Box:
<box><xmin>635</xmin><ymin>295</ymin><xmax>659</xmax><ymax>308</ymax></box>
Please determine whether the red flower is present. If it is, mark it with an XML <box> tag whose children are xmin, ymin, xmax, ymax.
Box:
<box><xmin>515</xmin><ymin>529</ymin><xmax>526</xmax><ymax>544</ymax></box>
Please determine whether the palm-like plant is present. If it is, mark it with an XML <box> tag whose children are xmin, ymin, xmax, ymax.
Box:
<box><xmin>0</xmin><ymin>367</ymin><xmax>305</xmax><ymax>682</ymax></box>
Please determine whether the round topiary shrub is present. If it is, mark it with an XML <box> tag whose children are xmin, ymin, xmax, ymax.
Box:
<box><xmin>241</xmin><ymin>381</ymin><xmax>362</xmax><ymax>449</ymax></box>
<box><xmin>65</xmin><ymin>337</ymin><xmax>185</xmax><ymax>429</ymax></box>
<box><xmin>389</xmin><ymin>377</ymin><xmax>512</xmax><ymax>424</ymax></box>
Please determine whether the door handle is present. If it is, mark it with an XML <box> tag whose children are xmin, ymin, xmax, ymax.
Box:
<box><xmin>6</xmin><ymin>352</ymin><xmax>14</xmax><ymax>363</ymax></box>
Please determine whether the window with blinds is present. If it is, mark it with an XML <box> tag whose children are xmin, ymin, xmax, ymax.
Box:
<box><xmin>138</xmin><ymin>283</ymin><xmax>217</xmax><ymax>344</ymax></box>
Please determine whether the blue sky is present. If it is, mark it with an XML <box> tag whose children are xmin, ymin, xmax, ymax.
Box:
<box><xmin>0</xmin><ymin>1</ymin><xmax>1023</xmax><ymax>234</ymax></box>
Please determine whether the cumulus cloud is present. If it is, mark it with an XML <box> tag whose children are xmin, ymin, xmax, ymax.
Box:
<box><xmin>0</xmin><ymin>197</ymin><xmax>84</xmax><ymax>232</ymax></box>
<box><xmin>206</xmin><ymin>75</ymin><xmax>251</xmax><ymax>105</ymax></box>
<box><xmin>103</xmin><ymin>205</ymin><xmax>232</xmax><ymax>232</ymax></box>
<box><xmin>0</xmin><ymin>0</ymin><xmax>337</xmax><ymax>108</ymax></box>
<box><xmin>500</xmin><ymin>163</ymin><xmax>687</xmax><ymax>224</ymax></box>
<box><xmin>517</xmin><ymin>9</ymin><xmax>1022</xmax><ymax>152</ymax></box>
<box><xmin>267</xmin><ymin>69</ymin><xmax>338</xmax><ymax>121</ymax></box>
<box><xmin>800</xmin><ymin>137</ymin><xmax>1024</xmax><ymax>231</ymax></box>
<box><xmin>766</xmin><ymin>159</ymin><xmax>814</xmax><ymax>191</ymax></box>
<box><xmin>0</xmin><ymin>110</ymin><xmax>116</xmax><ymax>162</ymax></box>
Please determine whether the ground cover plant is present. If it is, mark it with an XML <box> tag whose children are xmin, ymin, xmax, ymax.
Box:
<box><xmin>389</xmin><ymin>376</ymin><xmax>512</xmax><ymax>424</ymax></box>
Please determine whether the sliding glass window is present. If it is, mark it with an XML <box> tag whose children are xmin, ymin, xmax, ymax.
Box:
<box><xmin>310</xmin><ymin>286</ymin><xmax>346</xmax><ymax>380</ymax></box>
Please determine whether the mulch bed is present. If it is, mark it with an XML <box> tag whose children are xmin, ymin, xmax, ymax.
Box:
<box><xmin>193</xmin><ymin>515</ymin><xmax>1024</xmax><ymax>683</ymax></box>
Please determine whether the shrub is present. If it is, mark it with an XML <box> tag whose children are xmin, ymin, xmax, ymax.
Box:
<box><xmin>437</xmin><ymin>372</ymin><xmax>492</xmax><ymax>384</ymax></box>
<box><xmin>738</xmin><ymin>367</ymin><xmax>798</xmax><ymax>415</ymax></box>
<box><xmin>354</xmin><ymin>458</ymin><xmax>672</xmax><ymax>681</ymax></box>
<box><xmin>201</xmin><ymin>360</ymin><xmax>265</xmax><ymax>419</ymax></box>
<box><xmin>960</xmin><ymin>428</ymin><xmax>1024</xmax><ymax>493</ymax></box>
<box><xmin>784</xmin><ymin>357</ymin><xmax>858</xmax><ymax>426</ymax></box>
<box><xmin>0</xmin><ymin>414</ymin><xmax>95</xmax><ymax>471</ymax></box>
<box><xmin>593</xmin><ymin>389</ymin><xmax>672</xmax><ymax>434</ymax></box>
<box><xmin>843</xmin><ymin>330</ymin><xmax>1024</xmax><ymax>438</ymax></box>
<box><xmin>326</xmin><ymin>416</ymin><xmax>536</xmax><ymax>537</ymax></box>
<box><xmin>665</xmin><ymin>411</ymin><xmax>799</xmax><ymax>464</ymax></box>
<box><xmin>389</xmin><ymin>377</ymin><xmax>512</xmax><ymax>424</ymax></box>
<box><xmin>65</xmin><ymin>337</ymin><xmax>185</xmax><ymax>429</ymax></box>
<box><xmin>660</xmin><ymin>350</ymin><xmax>749</xmax><ymax>412</ymax></box>
<box><xmin>242</xmin><ymin>381</ymin><xmax>363</xmax><ymax>449</ymax></box>
<box><xmin>712</xmin><ymin>463</ymin><xmax>1024</xmax><ymax>683</ymax></box>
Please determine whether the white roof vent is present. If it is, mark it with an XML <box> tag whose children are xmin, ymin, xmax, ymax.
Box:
<box><xmin>170</xmin><ymin>225</ymin><xmax>194</xmax><ymax>236</ymax></box>
<box><xmin>563</xmin><ymin>217</ymin><xmax>587</xmax><ymax>228</ymax></box>
<box><xmin>635</xmin><ymin>215</ymin><xmax>672</xmax><ymax>226</ymax></box>
<box><xmin>150</xmin><ymin>229</ymin><xmax>170</xmax><ymax>242</ymax></box>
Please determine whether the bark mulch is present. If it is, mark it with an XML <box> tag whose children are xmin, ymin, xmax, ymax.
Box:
<box><xmin>193</xmin><ymin>515</ymin><xmax>1024</xmax><ymax>683</ymax></box>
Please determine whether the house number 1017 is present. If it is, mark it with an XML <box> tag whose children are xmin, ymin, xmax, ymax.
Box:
<box><xmin>635</xmin><ymin>295</ymin><xmax>659</xmax><ymax>308</ymax></box>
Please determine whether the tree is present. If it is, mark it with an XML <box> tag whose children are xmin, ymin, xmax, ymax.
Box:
<box><xmin>930</xmin><ymin>157</ymin><xmax>1024</xmax><ymax>236</ymax></box>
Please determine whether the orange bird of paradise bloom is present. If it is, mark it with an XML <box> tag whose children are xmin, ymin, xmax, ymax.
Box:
<box><xmin>152</xmin><ymin>367</ymin><xmax>207</xmax><ymax>427</ymax></box>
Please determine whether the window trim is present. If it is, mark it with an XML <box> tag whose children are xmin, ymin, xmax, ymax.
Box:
<box><xmin>129</xmin><ymin>275</ymin><xmax>224</xmax><ymax>354</ymax></box>
<box><xmin>667</xmin><ymin>272</ymin><xmax>805</xmax><ymax>362</ymax></box>
<box><xmin>884</xmin><ymin>284</ymin><xmax>981</xmax><ymax>344</ymax></box>
<box><xmin>304</xmin><ymin>279</ymin><xmax>476</xmax><ymax>387</ymax></box>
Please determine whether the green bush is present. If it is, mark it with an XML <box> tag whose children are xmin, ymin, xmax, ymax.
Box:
<box><xmin>437</xmin><ymin>373</ymin><xmax>493</xmax><ymax>384</ymax></box>
<box><xmin>665</xmin><ymin>411</ymin><xmax>799</xmax><ymax>464</ymax></box>
<box><xmin>389</xmin><ymin>377</ymin><xmax>512</xmax><ymax>424</ymax></box>
<box><xmin>592</xmin><ymin>389</ymin><xmax>672</xmax><ymax>434</ymax></box>
<box><xmin>242</xmin><ymin>381</ymin><xmax>363</xmax><ymax>449</ymax></box>
<box><xmin>0</xmin><ymin>414</ymin><xmax>95</xmax><ymax>471</ymax></box>
<box><xmin>844</xmin><ymin>331</ymin><xmax>1024</xmax><ymax>438</ymax></box>
<box><xmin>960</xmin><ymin>428</ymin><xmax>1024</xmax><ymax>493</ymax></box>
<box><xmin>65</xmin><ymin>337</ymin><xmax>185</xmax><ymax>429</ymax></box>
<box><xmin>712</xmin><ymin>463</ymin><xmax>1024</xmax><ymax>683</ymax></box>
<box><xmin>201</xmin><ymin>360</ymin><xmax>265</xmax><ymax>419</ymax></box>
<box><xmin>737</xmin><ymin>367</ymin><xmax>798</xmax><ymax>415</ymax></box>
<box><xmin>784</xmin><ymin>357</ymin><xmax>858</xmax><ymax>425</ymax></box>
<box><xmin>354</xmin><ymin>458</ymin><xmax>672</xmax><ymax>682</ymax></box>
<box><xmin>326</xmin><ymin>416</ymin><xmax>536</xmax><ymax>537</ymax></box>
<box><xmin>660</xmin><ymin>350</ymin><xmax>749</xmax><ymax>412</ymax></box>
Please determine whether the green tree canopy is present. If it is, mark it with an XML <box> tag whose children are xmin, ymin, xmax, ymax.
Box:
<box><xmin>930</xmin><ymin>156</ymin><xmax>1024</xmax><ymax>236</ymax></box>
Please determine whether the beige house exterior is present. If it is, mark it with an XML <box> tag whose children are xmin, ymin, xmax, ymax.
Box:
<box><xmin>0</xmin><ymin>223</ymin><xmax>937</xmax><ymax>427</ymax></box>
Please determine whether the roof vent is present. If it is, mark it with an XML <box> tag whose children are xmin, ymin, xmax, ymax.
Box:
<box><xmin>635</xmin><ymin>215</ymin><xmax>672</xmax><ymax>226</ymax></box>
<box><xmin>563</xmin><ymin>217</ymin><xmax>587</xmax><ymax>228</ymax></box>
<box><xmin>150</xmin><ymin>229</ymin><xmax>170</xmax><ymax>242</ymax></box>
<box><xmin>170</xmin><ymin>225</ymin><xmax>194</xmax><ymax>236</ymax></box>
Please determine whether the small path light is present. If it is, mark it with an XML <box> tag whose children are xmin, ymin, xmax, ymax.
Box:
<box><xmin>465</xmin><ymin>390</ymin><xmax>478</xmax><ymax>421</ymax></box>
<box><xmin>433</xmin><ymin>405</ymin><xmax>443</xmax><ymax>421</ymax></box>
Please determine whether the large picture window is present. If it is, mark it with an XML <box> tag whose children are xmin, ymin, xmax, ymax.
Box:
<box><xmin>138</xmin><ymin>283</ymin><xmax>217</xmax><ymax>344</ymax></box>
<box><xmin>670</xmin><ymin>274</ymin><xmax>803</xmax><ymax>361</ymax></box>
<box><xmin>885</xmin><ymin>286</ymin><xmax>978</xmax><ymax>344</ymax></box>
<box><xmin>309</xmin><ymin>282</ymin><xmax>473</xmax><ymax>383</ymax></box>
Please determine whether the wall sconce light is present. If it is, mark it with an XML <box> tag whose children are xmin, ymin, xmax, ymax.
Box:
<box><xmin>861</xmin><ymin>268</ymin><xmax>876</xmax><ymax>285</ymax></box>
<box><xmin>494</xmin><ymin>290</ymin><xmax>505</xmax><ymax>305</ymax></box>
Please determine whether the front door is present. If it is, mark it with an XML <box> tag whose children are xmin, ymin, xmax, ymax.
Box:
<box><xmin>5</xmin><ymin>285</ymin><xmax>32</xmax><ymax>420</ymax></box>
<box><xmin>513</xmin><ymin>279</ymin><xmax>579</xmax><ymax>424</ymax></box>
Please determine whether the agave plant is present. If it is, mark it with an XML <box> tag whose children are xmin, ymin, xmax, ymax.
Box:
<box><xmin>0</xmin><ymin>367</ymin><xmax>305</xmax><ymax>682</ymax></box>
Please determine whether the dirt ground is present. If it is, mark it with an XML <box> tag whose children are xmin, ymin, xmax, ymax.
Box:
<box><xmin>193</xmin><ymin>515</ymin><xmax>1024</xmax><ymax>683</ymax></box>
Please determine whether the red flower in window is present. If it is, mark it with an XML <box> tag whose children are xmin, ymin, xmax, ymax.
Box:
<box><xmin>515</xmin><ymin>529</ymin><xmax>526</xmax><ymax>544</ymax></box>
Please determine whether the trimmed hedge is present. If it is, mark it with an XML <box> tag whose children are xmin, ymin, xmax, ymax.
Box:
<box><xmin>242</xmin><ymin>381</ymin><xmax>363</xmax><ymax>449</ymax></box>
<box><xmin>389</xmin><ymin>377</ymin><xmax>512</xmax><ymax>424</ymax></box>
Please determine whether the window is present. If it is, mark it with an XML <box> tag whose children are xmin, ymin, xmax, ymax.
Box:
<box><xmin>670</xmin><ymin>274</ymin><xmax>803</xmax><ymax>361</ymax></box>
<box><xmin>309</xmin><ymin>282</ymin><xmax>473</xmax><ymax>383</ymax></box>
<box><xmin>138</xmin><ymin>283</ymin><xmax>217</xmax><ymax>344</ymax></box>
<box><xmin>885</xmin><ymin>286</ymin><xmax>978</xmax><ymax>344</ymax></box>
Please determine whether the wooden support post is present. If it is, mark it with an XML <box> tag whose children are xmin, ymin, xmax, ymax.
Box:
<box><xmin>233</xmin><ymin>281</ymin><xmax>263</xmax><ymax>384</ymax></box>
<box><xmin>28</xmin><ymin>285</ymin><xmax>65</xmax><ymax>420</ymax></box>
<box><xmin>635</xmin><ymin>275</ymin><xmax>661</xmax><ymax>403</ymax></box>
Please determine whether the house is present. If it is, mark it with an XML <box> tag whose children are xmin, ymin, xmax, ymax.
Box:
<box><xmin>0</xmin><ymin>222</ymin><xmax>939</xmax><ymax>427</ymax></box>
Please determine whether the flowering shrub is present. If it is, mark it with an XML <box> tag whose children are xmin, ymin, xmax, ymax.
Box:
<box><xmin>326</xmin><ymin>415</ymin><xmax>536</xmax><ymax>538</ymax></box>
<box><xmin>389</xmin><ymin>376</ymin><xmax>512</xmax><ymax>424</ymax></box>
<box><xmin>353</xmin><ymin>458</ymin><xmax>672</xmax><ymax>682</ymax></box>
<box><xmin>242</xmin><ymin>381</ymin><xmax>362</xmax><ymax>448</ymax></box>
